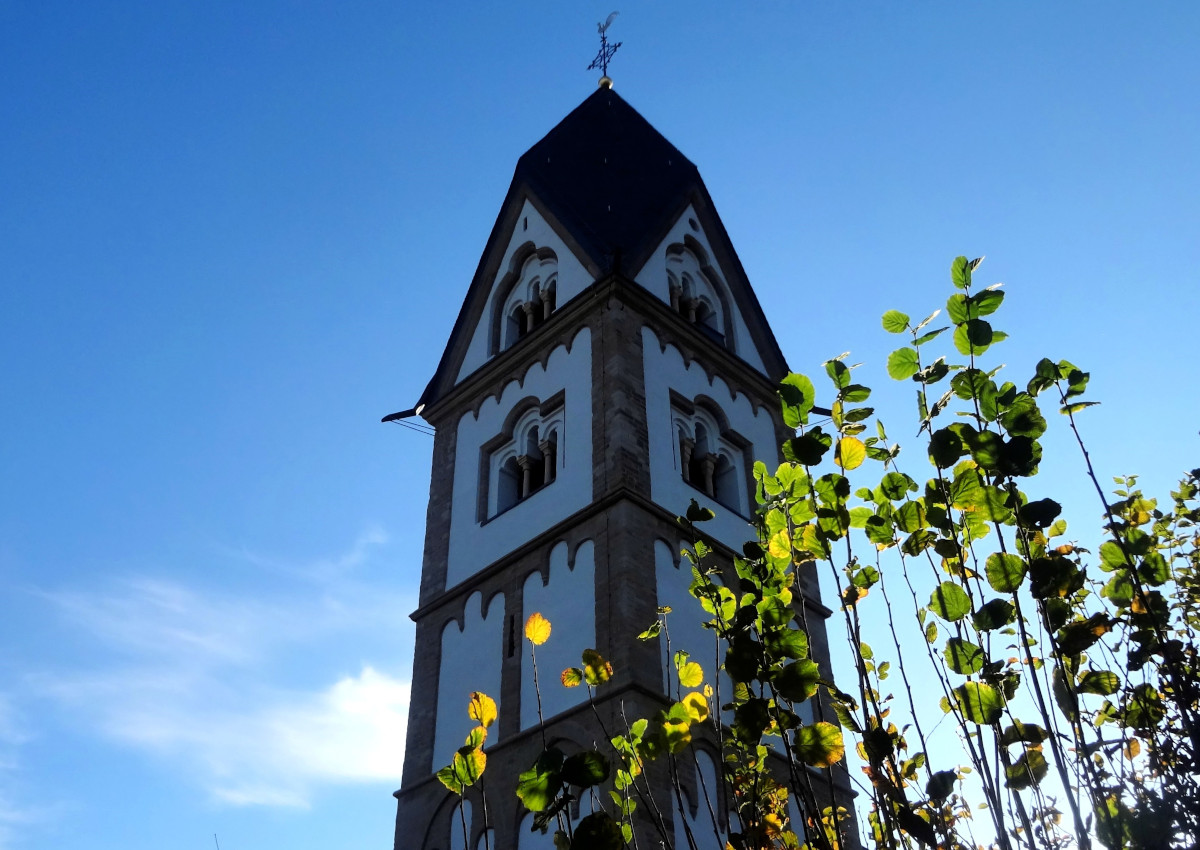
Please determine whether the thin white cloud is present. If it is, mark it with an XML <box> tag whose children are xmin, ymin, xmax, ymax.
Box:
<box><xmin>28</xmin><ymin>528</ymin><xmax>416</xmax><ymax>808</ymax></box>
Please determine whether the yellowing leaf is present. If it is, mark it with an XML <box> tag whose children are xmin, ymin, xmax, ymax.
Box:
<box><xmin>836</xmin><ymin>437</ymin><xmax>866</xmax><ymax>470</ymax></box>
<box><xmin>582</xmin><ymin>649</ymin><xmax>614</xmax><ymax>686</ymax></box>
<box><xmin>662</xmin><ymin>719</ymin><xmax>692</xmax><ymax>753</ymax></box>
<box><xmin>525</xmin><ymin>612</ymin><xmax>552</xmax><ymax>646</ymax></box>
<box><xmin>677</xmin><ymin>661</ymin><xmax>704</xmax><ymax>689</ymax></box>
<box><xmin>452</xmin><ymin>746</ymin><xmax>486</xmax><ymax>786</ymax></box>
<box><xmin>767</xmin><ymin>529</ymin><xmax>791</xmax><ymax>559</ymax></box>
<box><xmin>794</xmin><ymin>722</ymin><xmax>845</xmax><ymax>767</ymax></box>
<box><xmin>464</xmin><ymin>725</ymin><xmax>487</xmax><ymax>749</ymax></box>
<box><xmin>468</xmin><ymin>692</ymin><xmax>497</xmax><ymax>728</ymax></box>
<box><xmin>682</xmin><ymin>691</ymin><xmax>709</xmax><ymax>722</ymax></box>
<box><xmin>561</xmin><ymin>667</ymin><xmax>583</xmax><ymax>688</ymax></box>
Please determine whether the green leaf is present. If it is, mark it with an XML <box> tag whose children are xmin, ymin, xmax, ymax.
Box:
<box><xmin>953</xmin><ymin>320</ymin><xmax>993</xmax><ymax>356</ymax></box>
<box><xmin>561</xmin><ymin>667</ymin><xmax>584</xmax><ymax>688</ymax></box>
<box><xmin>944</xmin><ymin>637</ymin><xmax>986</xmax><ymax>674</ymax></box>
<box><xmin>774</xmin><ymin>659</ymin><xmax>821</xmax><ymax>702</ymax></box>
<box><xmin>452</xmin><ymin>746</ymin><xmax>486</xmax><ymax>787</ymax></box>
<box><xmin>879</xmin><ymin>471</ymin><xmax>917</xmax><ymax>500</ymax></box>
<box><xmin>973</xmin><ymin>598</ymin><xmax>1015</xmax><ymax>631</ymax></box>
<box><xmin>572</xmin><ymin>812</ymin><xmax>624</xmax><ymax>850</ymax></box>
<box><xmin>1124</xmin><ymin>684</ymin><xmax>1165</xmax><ymax>729</ymax></box>
<box><xmin>929</xmin><ymin>582</ymin><xmax>971</xmax><ymax>622</ymax></box>
<box><xmin>1078</xmin><ymin>670</ymin><xmax>1120</xmax><ymax>696</ymax></box>
<box><xmin>887</xmin><ymin>347</ymin><xmax>920</xmax><ymax>381</ymax></box>
<box><xmin>953</xmin><ymin>682</ymin><xmax>1004</xmax><ymax>724</ymax></box>
<box><xmin>985</xmin><ymin>553</ymin><xmax>1027</xmax><ymax>593</ymax></box>
<box><xmin>925</xmin><ymin>621</ymin><xmax>938</xmax><ymax>643</ymax></box>
<box><xmin>842</xmin><ymin>383</ymin><xmax>871</xmax><ymax>403</ymax></box>
<box><xmin>436</xmin><ymin>765</ymin><xmax>465</xmax><ymax>794</ymax></box>
<box><xmin>946</xmin><ymin>293</ymin><xmax>970</xmax><ymax>324</ymax></box>
<box><xmin>779</xmin><ymin>373</ymin><xmax>817</xmax><ymax>427</ymax></box>
<box><xmin>561</xmin><ymin>751</ymin><xmax>610</xmax><ymax>788</ymax></box>
<box><xmin>951</xmin><ymin>255</ymin><xmax>972</xmax><ymax>290</ymax></box>
<box><xmin>1004</xmin><ymin>748</ymin><xmax>1048</xmax><ymax>789</ymax></box>
<box><xmin>973</xmin><ymin>288</ymin><xmax>1005</xmax><ymax>316</ymax></box>
<box><xmin>926</xmin><ymin>770</ymin><xmax>957</xmax><ymax>801</ymax></box>
<box><xmin>516</xmin><ymin>749</ymin><xmax>564</xmax><ymax>812</ymax></box>
<box><xmin>913</xmin><ymin>326</ymin><xmax>949</xmax><ymax>346</ymax></box>
<box><xmin>999</xmin><ymin>394</ymin><xmax>1047</xmax><ymax>439</ymax></box>
<box><xmin>677</xmin><ymin>661</ymin><xmax>704</xmax><ymax>689</ymax></box>
<box><xmin>794</xmin><ymin>722</ymin><xmax>845</xmax><ymax>767</ymax></box>
<box><xmin>464</xmin><ymin>725</ymin><xmax>487</xmax><ymax>750</ymax></box>
<box><xmin>1000</xmin><ymin>722</ymin><xmax>1048</xmax><ymax>745</ymax></box>
<box><xmin>825</xmin><ymin>358</ymin><xmax>851</xmax><ymax>389</ymax></box>
<box><xmin>882</xmin><ymin>310</ymin><xmax>910</xmax><ymax>333</ymax></box>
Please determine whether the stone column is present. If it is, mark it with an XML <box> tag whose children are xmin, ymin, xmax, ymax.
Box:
<box><xmin>679</xmin><ymin>436</ymin><xmax>695</xmax><ymax>484</ymax></box>
<box><xmin>515</xmin><ymin>455</ymin><xmax>533</xmax><ymax>498</ymax></box>
<box><xmin>538</xmin><ymin>438</ymin><xmax>555</xmax><ymax>483</ymax></box>
<box><xmin>522</xmin><ymin>302</ymin><xmax>536</xmax><ymax>333</ymax></box>
<box><xmin>701</xmin><ymin>454</ymin><xmax>716</xmax><ymax>497</ymax></box>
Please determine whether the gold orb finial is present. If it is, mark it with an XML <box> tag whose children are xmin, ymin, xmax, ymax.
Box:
<box><xmin>598</xmin><ymin>76</ymin><xmax>613</xmax><ymax>89</ymax></box>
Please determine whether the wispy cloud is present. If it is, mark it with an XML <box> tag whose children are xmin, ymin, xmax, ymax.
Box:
<box><xmin>28</xmin><ymin>527</ymin><xmax>415</xmax><ymax>808</ymax></box>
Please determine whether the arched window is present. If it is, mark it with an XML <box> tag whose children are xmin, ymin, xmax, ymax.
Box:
<box><xmin>672</xmin><ymin>394</ymin><xmax>750</xmax><ymax>516</ymax></box>
<box><xmin>666</xmin><ymin>240</ymin><xmax>733</xmax><ymax>350</ymax></box>
<box><xmin>491</xmin><ymin>246</ymin><xmax>559</xmax><ymax>354</ymax></box>
<box><xmin>480</xmin><ymin>394</ymin><xmax>565</xmax><ymax>521</ymax></box>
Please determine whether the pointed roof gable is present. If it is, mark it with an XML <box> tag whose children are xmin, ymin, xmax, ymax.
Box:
<box><xmin>417</xmin><ymin>87</ymin><xmax>789</xmax><ymax>411</ymax></box>
<box><xmin>515</xmin><ymin>86</ymin><xmax>698</xmax><ymax>274</ymax></box>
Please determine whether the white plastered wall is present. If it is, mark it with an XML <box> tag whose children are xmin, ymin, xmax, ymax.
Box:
<box><xmin>447</xmin><ymin>328</ymin><xmax>593</xmax><ymax>585</ymax></box>
<box><xmin>520</xmin><ymin>540</ymin><xmax>596</xmax><ymax>729</ymax></box>
<box><xmin>641</xmin><ymin>326</ymin><xmax>778</xmax><ymax>552</ymax></box>
<box><xmin>434</xmin><ymin>590</ymin><xmax>504</xmax><ymax>772</ymax></box>
<box><xmin>633</xmin><ymin>204</ymin><xmax>766</xmax><ymax>374</ymax></box>
<box><xmin>456</xmin><ymin>199</ymin><xmax>595</xmax><ymax>382</ymax></box>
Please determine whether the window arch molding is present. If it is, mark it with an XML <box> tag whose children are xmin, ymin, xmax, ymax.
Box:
<box><xmin>665</xmin><ymin>236</ymin><xmax>735</xmax><ymax>350</ymax></box>
<box><xmin>489</xmin><ymin>243</ymin><xmax>559</xmax><ymax>355</ymax></box>
<box><xmin>670</xmin><ymin>390</ymin><xmax>752</xmax><ymax>516</ymax></box>
<box><xmin>478</xmin><ymin>391</ymin><xmax>566</xmax><ymax>521</ymax></box>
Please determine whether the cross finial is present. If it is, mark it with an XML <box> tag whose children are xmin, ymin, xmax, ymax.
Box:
<box><xmin>587</xmin><ymin>11</ymin><xmax>622</xmax><ymax>84</ymax></box>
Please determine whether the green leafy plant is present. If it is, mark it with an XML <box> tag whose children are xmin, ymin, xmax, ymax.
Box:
<box><xmin>443</xmin><ymin>257</ymin><xmax>1200</xmax><ymax>850</ymax></box>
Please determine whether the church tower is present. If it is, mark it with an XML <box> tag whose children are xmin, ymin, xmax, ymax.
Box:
<box><xmin>390</xmin><ymin>83</ymin><xmax>844</xmax><ymax>849</ymax></box>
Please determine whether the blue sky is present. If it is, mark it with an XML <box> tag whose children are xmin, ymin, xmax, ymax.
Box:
<box><xmin>2</xmin><ymin>3</ymin><xmax>1198</xmax><ymax>848</ymax></box>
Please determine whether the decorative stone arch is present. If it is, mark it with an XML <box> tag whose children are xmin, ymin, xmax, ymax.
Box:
<box><xmin>490</xmin><ymin>243</ymin><xmax>559</xmax><ymax>355</ymax></box>
<box><xmin>478</xmin><ymin>391</ymin><xmax>566</xmax><ymax>521</ymax></box>
<box><xmin>670</xmin><ymin>390</ymin><xmax>753</xmax><ymax>516</ymax></box>
<box><xmin>665</xmin><ymin>235</ymin><xmax>735</xmax><ymax>351</ymax></box>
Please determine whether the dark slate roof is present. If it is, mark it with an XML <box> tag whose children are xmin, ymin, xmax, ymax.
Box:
<box><xmin>414</xmin><ymin>86</ymin><xmax>790</xmax><ymax>411</ymax></box>
<box><xmin>516</xmin><ymin>86</ymin><xmax>698</xmax><ymax>275</ymax></box>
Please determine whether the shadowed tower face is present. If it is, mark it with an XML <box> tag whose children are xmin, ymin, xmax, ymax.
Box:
<box><xmin>391</xmin><ymin>86</ymin><xmax>840</xmax><ymax>849</ymax></box>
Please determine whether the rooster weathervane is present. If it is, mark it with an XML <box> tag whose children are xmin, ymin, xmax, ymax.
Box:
<box><xmin>588</xmin><ymin>12</ymin><xmax>622</xmax><ymax>80</ymax></box>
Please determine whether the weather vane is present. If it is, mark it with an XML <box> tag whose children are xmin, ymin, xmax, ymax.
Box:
<box><xmin>587</xmin><ymin>12</ymin><xmax>622</xmax><ymax>82</ymax></box>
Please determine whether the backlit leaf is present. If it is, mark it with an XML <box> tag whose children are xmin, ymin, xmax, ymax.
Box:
<box><xmin>887</xmin><ymin>347</ymin><xmax>920</xmax><ymax>381</ymax></box>
<box><xmin>930</xmin><ymin>582</ymin><xmax>971</xmax><ymax>622</ymax></box>
<box><xmin>944</xmin><ymin>637</ymin><xmax>987</xmax><ymax>674</ymax></box>
<box><xmin>953</xmin><ymin>682</ymin><xmax>1004</xmax><ymax>724</ymax></box>
<box><xmin>985</xmin><ymin>553</ymin><xmax>1027</xmax><ymax>593</ymax></box>
<box><xmin>561</xmin><ymin>667</ymin><xmax>583</xmax><ymax>688</ymax></box>
<box><xmin>794</xmin><ymin>722</ymin><xmax>845</xmax><ymax>767</ymax></box>
<box><xmin>882</xmin><ymin>310</ymin><xmax>910</xmax><ymax>333</ymax></box>
<box><xmin>677</xmin><ymin>661</ymin><xmax>704</xmax><ymax>689</ymax></box>
<box><xmin>468</xmin><ymin>692</ymin><xmax>498</xmax><ymax>728</ymax></box>
<box><xmin>562</xmin><ymin>751</ymin><xmax>610</xmax><ymax>788</ymax></box>
<box><xmin>582</xmin><ymin>649</ymin><xmax>614</xmax><ymax>686</ymax></box>
<box><xmin>525</xmin><ymin>612</ymin><xmax>552</xmax><ymax>646</ymax></box>
<box><xmin>836</xmin><ymin>437</ymin><xmax>867</xmax><ymax>471</ymax></box>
